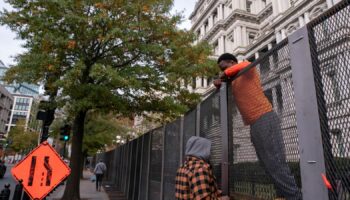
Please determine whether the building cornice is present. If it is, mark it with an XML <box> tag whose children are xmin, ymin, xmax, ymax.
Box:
<box><xmin>224</xmin><ymin>9</ymin><xmax>259</xmax><ymax>25</ymax></box>
<box><xmin>189</xmin><ymin>0</ymin><xmax>206</xmax><ymax>19</ymax></box>
<box><xmin>202</xmin><ymin>10</ymin><xmax>260</xmax><ymax>41</ymax></box>
<box><xmin>190</xmin><ymin>0</ymin><xmax>221</xmax><ymax>31</ymax></box>
<box><xmin>272</xmin><ymin>0</ymin><xmax>322</xmax><ymax>30</ymax></box>
<box><xmin>257</xmin><ymin>3</ymin><xmax>273</xmax><ymax>23</ymax></box>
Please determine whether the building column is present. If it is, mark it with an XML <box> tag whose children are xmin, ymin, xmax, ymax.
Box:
<box><xmin>268</xmin><ymin>43</ymin><xmax>274</xmax><ymax>70</ymax></box>
<box><xmin>217</xmin><ymin>4</ymin><xmax>224</xmax><ymax>20</ymax></box>
<box><xmin>272</xmin><ymin>0</ymin><xmax>280</xmax><ymax>15</ymax></box>
<box><xmin>280</xmin><ymin>0</ymin><xmax>290</xmax><ymax>12</ymax></box>
<box><xmin>209</xmin><ymin>15</ymin><xmax>214</xmax><ymax>29</ymax></box>
<box><xmin>239</xmin><ymin>0</ymin><xmax>246</xmax><ymax>10</ymax></box>
<box><xmin>326</xmin><ymin>0</ymin><xmax>333</xmax><ymax>8</ymax></box>
<box><xmin>299</xmin><ymin>16</ymin><xmax>305</xmax><ymax>27</ymax></box>
<box><xmin>272</xmin><ymin>87</ymin><xmax>278</xmax><ymax>111</ymax></box>
<box><xmin>236</xmin><ymin>26</ymin><xmax>242</xmax><ymax>47</ymax></box>
<box><xmin>219</xmin><ymin>35</ymin><xmax>225</xmax><ymax>54</ymax></box>
<box><xmin>268</xmin><ymin>43</ymin><xmax>273</xmax><ymax>50</ymax></box>
<box><xmin>281</xmin><ymin>28</ymin><xmax>287</xmax><ymax>39</ymax></box>
<box><xmin>242</xmin><ymin>26</ymin><xmax>248</xmax><ymax>46</ymax></box>
<box><xmin>201</xmin><ymin>25</ymin><xmax>205</xmax><ymax>37</ymax></box>
<box><xmin>232</xmin><ymin>0</ymin><xmax>240</xmax><ymax>10</ymax></box>
<box><xmin>304</xmin><ymin>12</ymin><xmax>310</xmax><ymax>23</ymax></box>
<box><xmin>255</xmin><ymin>52</ymin><xmax>261</xmax><ymax>74</ymax></box>
<box><xmin>276</xmin><ymin>31</ymin><xmax>282</xmax><ymax>43</ymax></box>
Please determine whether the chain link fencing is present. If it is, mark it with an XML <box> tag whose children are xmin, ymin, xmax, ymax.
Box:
<box><xmin>92</xmin><ymin>1</ymin><xmax>350</xmax><ymax>199</ymax></box>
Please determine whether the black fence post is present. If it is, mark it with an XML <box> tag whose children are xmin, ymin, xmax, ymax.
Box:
<box><xmin>219</xmin><ymin>82</ymin><xmax>230</xmax><ymax>195</ymax></box>
<box><xmin>12</xmin><ymin>180</ymin><xmax>23</xmax><ymax>200</ymax></box>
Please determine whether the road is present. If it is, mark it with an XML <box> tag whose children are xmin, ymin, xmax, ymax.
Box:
<box><xmin>0</xmin><ymin>164</ymin><xmax>18</xmax><ymax>199</ymax></box>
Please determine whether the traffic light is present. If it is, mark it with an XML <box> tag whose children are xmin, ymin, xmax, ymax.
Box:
<box><xmin>60</xmin><ymin>125</ymin><xmax>71</xmax><ymax>141</ymax></box>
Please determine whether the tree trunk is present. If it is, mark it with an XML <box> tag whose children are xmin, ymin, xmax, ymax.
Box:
<box><xmin>61</xmin><ymin>110</ymin><xmax>87</xmax><ymax>200</ymax></box>
<box><xmin>80</xmin><ymin>152</ymin><xmax>87</xmax><ymax>179</ymax></box>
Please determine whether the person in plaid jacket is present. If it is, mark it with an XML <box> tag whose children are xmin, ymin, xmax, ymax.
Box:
<box><xmin>175</xmin><ymin>136</ymin><xmax>230</xmax><ymax>200</ymax></box>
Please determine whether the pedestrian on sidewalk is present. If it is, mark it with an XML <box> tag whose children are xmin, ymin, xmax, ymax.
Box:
<box><xmin>175</xmin><ymin>136</ymin><xmax>230</xmax><ymax>200</ymax></box>
<box><xmin>214</xmin><ymin>53</ymin><xmax>301</xmax><ymax>200</ymax></box>
<box><xmin>94</xmin><ymin>160</ymin><xmax>107</xmax><ymax>192</ymax></box>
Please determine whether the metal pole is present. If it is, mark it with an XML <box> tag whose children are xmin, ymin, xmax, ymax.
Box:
<box><xmin>179</xmin><ymin>116</ymin><xmax>184</xmax><ymax>163</ymax></box>
<box><xmin>62</xmin><ymin>141</ymin><xmax>67</xmax><ymax>158</ymax></box>
<box><xmin>160</xmin><ymin>126</ymin><xmax>165</xmax><ymax>200</ymax></box>
<box><xmin>219</xmin><ymin>82</ymin><xmax>229</xmax><ymax>195</ymax></box>
<box><xmin>196</xmin><ymin>104</ymin><xmax>201</xmax><ymax>136</ymax></box>
<box><xmin>288</xmin><ymin>26</ymin><xmax>329</xmax><ymax>200</ymax></box>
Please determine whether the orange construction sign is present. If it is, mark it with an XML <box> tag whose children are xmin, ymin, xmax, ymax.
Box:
<box><xmin>11</xmin><ymin>141</ymin><xmax>71</xmax><ymax>200</ymax></box>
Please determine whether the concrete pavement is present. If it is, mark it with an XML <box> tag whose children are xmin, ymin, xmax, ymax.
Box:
<box><xmin>47</xmin><ymin>170</ymin><xmax>109</xmax><ymax>200</ymax></box>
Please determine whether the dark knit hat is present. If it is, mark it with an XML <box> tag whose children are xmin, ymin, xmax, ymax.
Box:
<box><xmin>217</xmin><ymin>53</ymin><xmax>238</xmax><ymax>64</ymax></box>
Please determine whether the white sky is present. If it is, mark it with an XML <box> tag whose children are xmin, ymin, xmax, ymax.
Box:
<box><xmin>0</xmin><ymin>0</ymin><xmax>196</xmax><ymax>66</ymax></box>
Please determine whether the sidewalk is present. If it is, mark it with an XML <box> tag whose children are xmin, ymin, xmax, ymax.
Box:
<box><xmin>47</xmin><ymin>170</ymin><xmax>109</xmax><ymax>200</ymax></box>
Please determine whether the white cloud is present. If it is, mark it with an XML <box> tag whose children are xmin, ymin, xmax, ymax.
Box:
<box><xmin>172</xmin><ymin>0</ymin><xmax>196</xmax><ymax>30</ymax></box>
<box><xmin>0</xmin><ymin>0</ymin><xmax>25</xmax><ymax>66</ymax></box>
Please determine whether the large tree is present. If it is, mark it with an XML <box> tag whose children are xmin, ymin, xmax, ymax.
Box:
<box><xmin>83</xmin><ymin>113</ymin><xmax>129</xmax><ymax>155</ymax></box>
<box><xmin>1</xmin><ymin>0</ymin><xmax>215</xmax><ymax>199</ymax></box>
<box><xmin>7</xmin><ymin>119</ymin><xmax>39</xmax><ymax>153</ymax></box>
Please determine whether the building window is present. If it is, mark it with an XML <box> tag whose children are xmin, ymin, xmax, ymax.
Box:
<box><xmin>192</xmin><ymin>77</ymin><xmax>197</xmax><ymax>89</ymax></box>
<box><xmin>247</xmin><ymin>56</ymin><xmax>255</xmax><ymax>62</ymax></box>
<box><xmin>213</xmin><ymin>11</ymin><xmax>218</xmax><ymax>23</ymax></box>
<box><xmin>214</xmin><ymin>41</ymin><xmax>219</xmax><ymax>56</ymax></box>
<box><xmin>246</xmin><ymin>0</ymin><xmax>252</xmax><ymax>13</ymax></box>
<box><xmin>260</xmin><ymin>59</ymin><xmax>270</xmax><ymax>77</ymax></box>
<box><xmin>207</xmin><ymin>77</ymin><xmax>213</xmax><ymax>86</ymax></box>
<box><xmin>276</xmin><ymin>84</ymin><xmax>283</xmax><ymax>112</ymax></box>
<box><xmin>201</xmin><ymin>77</ymin><xmax>205</xmax><ymax>87</ymax></box>
<box><xmin>331</xmin><ymin>129</ymin><xmax>345</xmax><ymax>157</ymax></box>
<box><xmin>248</xmin><ymin>33</ymin><xmax>255</xmax><ymax>44</ymax></box>
<box><xmin>204</xmin><ymin>20</ymin><xmax>209</xmax><ymax>33</ymax></box>
<box><xmin>264</xmin><ymin>89</ymin><xmax>273</xmax><ymax>105</ymax></box>
<box><xmin>327</xmin><ymin>71</ymin><xmax>341</xmax><ymax>102</ymax></box>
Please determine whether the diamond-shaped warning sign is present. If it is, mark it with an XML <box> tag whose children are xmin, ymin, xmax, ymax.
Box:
<box><xmin>11</xmin><ymin>141</ymin><xmax>70</xmax><ymax>200</ymax></box>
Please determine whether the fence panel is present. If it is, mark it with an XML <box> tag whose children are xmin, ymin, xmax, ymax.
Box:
<box><xmin>148</xmin><ymin>127</ymin><xmax>163</xmax><ymax>200</ymax></box>
<box><xmin>122</xmin><ymin>144</ymin><xmax>128</xmax><ymax>193</ymax></box>
<box><xmin>308</xmin><ymin>1</ymin><xmax>350</xmax><ymax>199</ymax></box>
<box><xmin>127</xmin><ymin>140</ymin><xmax>137</xmax><ymax>199</ymax></box>
<box><xmin>114</xmin><ymin>148</ymin><xmax>121</xmax><ymax>188</ymax></box>
<box><xmin>129</xmin><ymin>138</ymin><xmax>142</xmax><ymax>200</ymax></box>
<box><xmin>139</xmin><ymin>133</ymin><xmax>151</xmax><ymax>200</ymax></box>
<box><xmin>228</xmin><ymin>39</ymin><xmax>302</xmax><ymax>200</ymax></box>
<box><xmin>163</xmin><ymin>119</ymin><xmax>181</xmax><ymax>200</ymax></box>
<box><xmin>91</xmin><ymin>3</ymin><xmax>350</xmax><ymax>199</ymax></box>
<box><xmin>103</xmin><ymin>149</ymin><xmax>115</xmax><ymax>184</ymax></box>
<box><xmin>124</xmin><ymin>142</ymin><xmax>132</xmax><ymax>194</ymax></box>
<box><xmin>199</xmin><ymin>91</ymin><xmax>223</xmax><ymax>187</ymax></box>
<box><xmin>182</xmin><ymin>109</ymin><xmax>197</xmax><ymax>162</ymax></box>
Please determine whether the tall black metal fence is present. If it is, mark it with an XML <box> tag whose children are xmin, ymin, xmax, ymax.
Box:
<box><xmin>94</xmin><ymin>1</ymin><xmax>350</xmax><ymax>199</ymax></box>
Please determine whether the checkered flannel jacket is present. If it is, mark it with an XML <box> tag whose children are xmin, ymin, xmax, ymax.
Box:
<box><xmin>175</xmin><ymin>156</ymin><xmax>222</xmax><ymax>200</ymax></box>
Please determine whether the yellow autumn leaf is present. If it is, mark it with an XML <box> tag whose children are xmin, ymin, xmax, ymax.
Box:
<box><xmin>67</xmin><ymin>40</ymin><xmax>76</xmax><ymax>49</ymax></box>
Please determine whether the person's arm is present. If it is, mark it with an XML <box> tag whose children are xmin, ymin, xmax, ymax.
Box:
<box><xmin>93</xmin><ymin>164</ymin><xmax>98</xmax><ymax>174</ymax></box>
<box><xmin>223</xmin><ymin>61</ymin><xmax>251</xmax><ymax>77</ymax></box>
<box><xmin>189</xmin><ymin>167</ymin><xmax>219</xmax><ymax>200</ymax></box>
